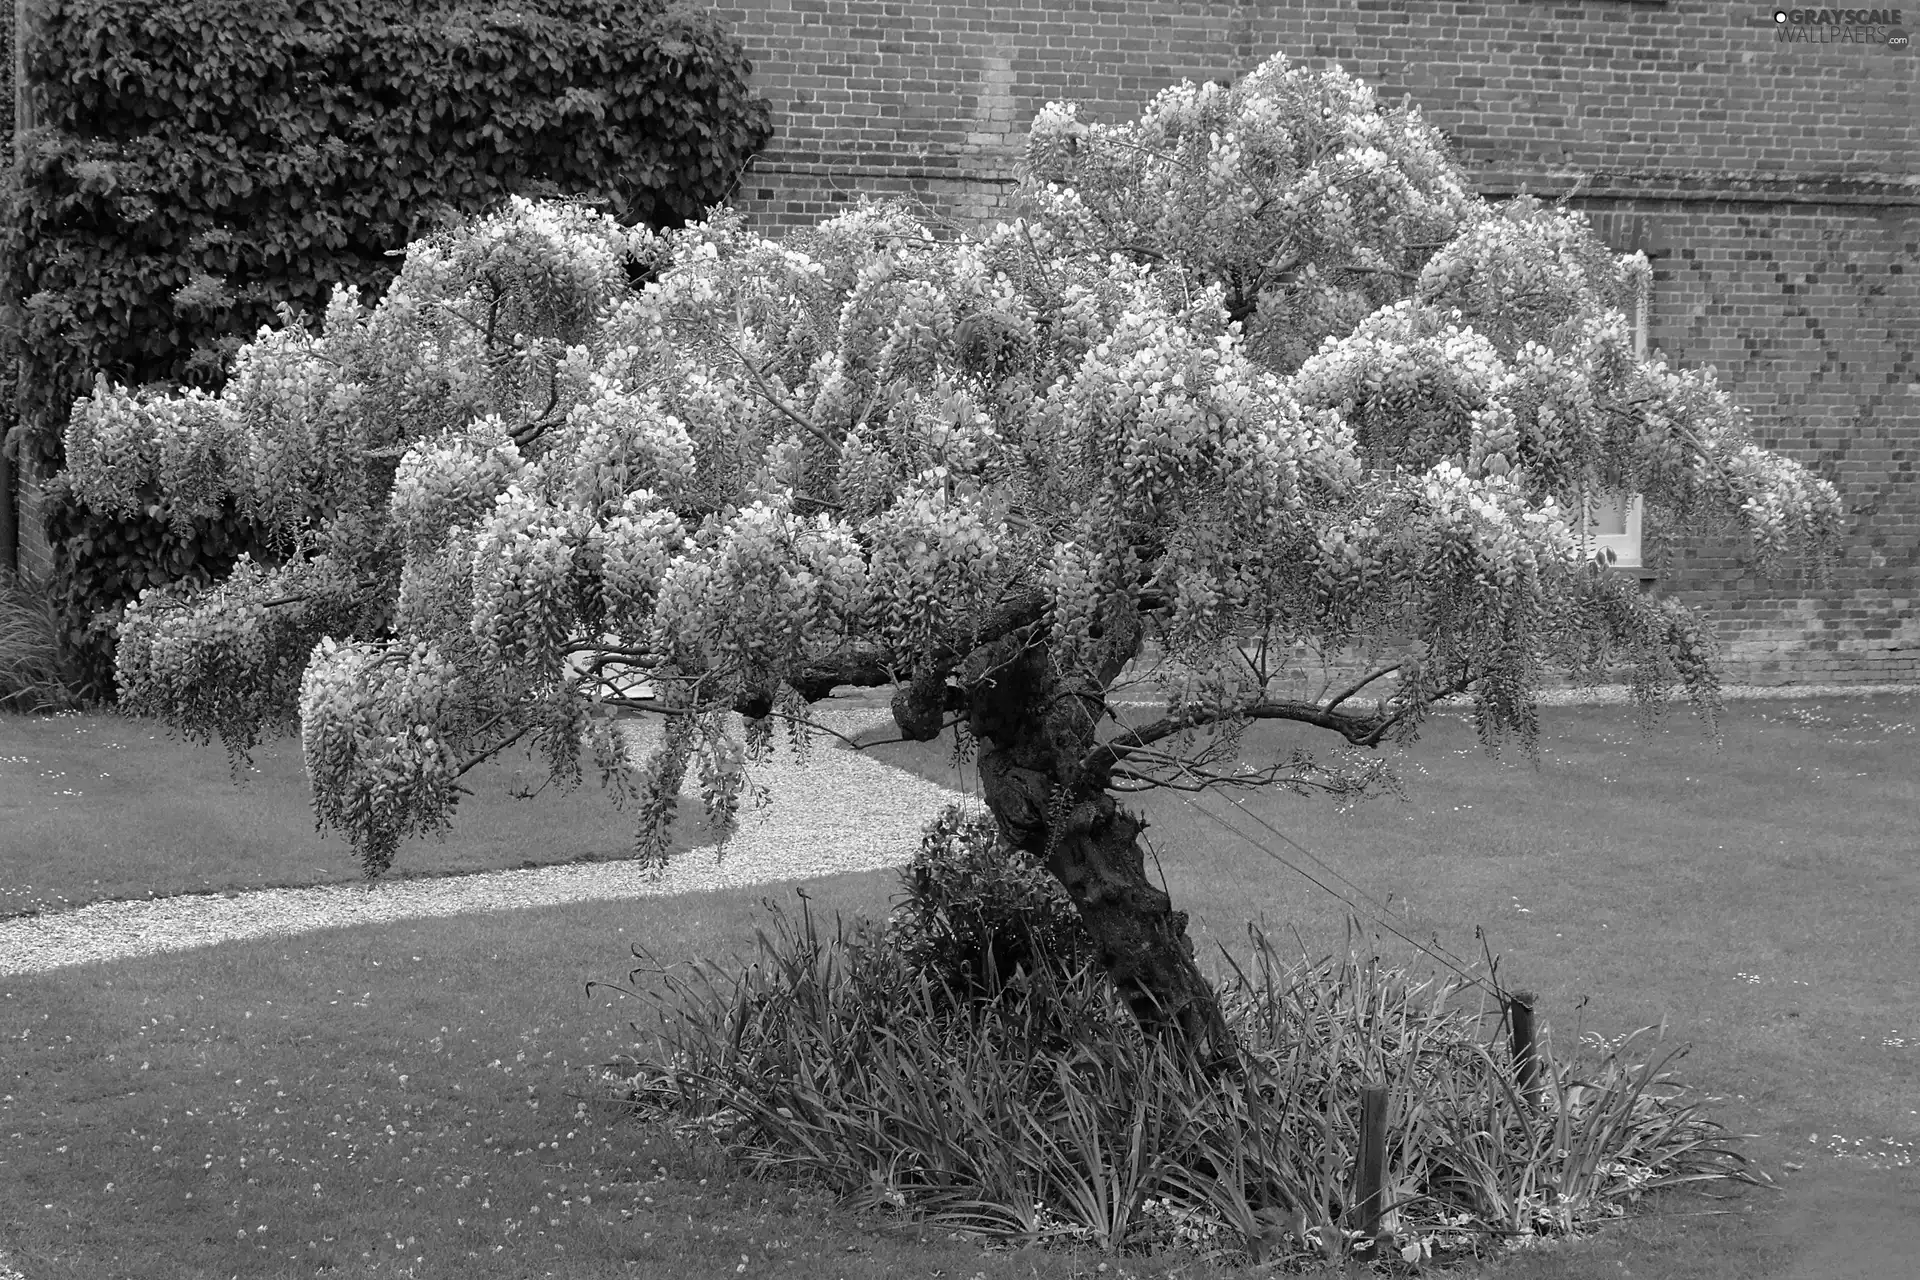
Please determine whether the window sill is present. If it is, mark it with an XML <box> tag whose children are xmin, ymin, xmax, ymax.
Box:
<box><xmin>1608</xmin><ymin>562</ymin><xmax>1660</xmax><ymax>586</ymax></box>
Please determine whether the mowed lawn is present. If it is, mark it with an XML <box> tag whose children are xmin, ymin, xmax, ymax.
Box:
<box><xmin>1</xmin><ymin>688</ymin><xmax>1916</xmax><ymax>1278</ymax></box>
<box><xmin>0</xmin><ymin>707</ymin><xmax>744</xmax><ymax>920</ymax></box>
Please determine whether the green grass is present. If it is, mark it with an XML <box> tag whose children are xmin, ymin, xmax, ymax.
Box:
<box><xmin>2</xmin><ymin>687</ymin><xmax>1916</xmax><ymax>1278</ymax></box>
<box><xmin>0</xmin><ymin>705</ymin><xmax>758</xmax><ymax>920</ymax></box>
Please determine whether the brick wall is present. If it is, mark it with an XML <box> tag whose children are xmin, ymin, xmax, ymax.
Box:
<box><xmin>706</xmin><ymin>0</ymin><xmax>1257</xmax><ymax>230</ymax></box>
<box><xmin>716</xmin><ymin>2</ymin><xmax>1917</xmax><ymax>233</ymax></box>
<box><xmin>716</xmin><ymin>0</ymin><xmax>1919</xmax><ymax>686</ymax></box>
<box><xmin>1618</xmin><ymin>203</ymin><xmax>1919</xmax><ymax>686</ymax></box>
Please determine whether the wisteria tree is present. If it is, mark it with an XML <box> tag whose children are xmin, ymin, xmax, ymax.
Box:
<box><xmin>60</xmin><ymin>55</ymin><xmax>1843</xmax><ymax>1062</ymax></box>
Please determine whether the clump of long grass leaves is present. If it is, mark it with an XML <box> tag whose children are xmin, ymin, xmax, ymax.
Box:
<box><xmin>0</xmin><ymin>566</ymin><xmax>83</xmax><ymax>715</ymax></box>
<box><xmin>594</xmin><ymin>896</ymin><xmax>1766</xmax><ymax>1270</ymax></box>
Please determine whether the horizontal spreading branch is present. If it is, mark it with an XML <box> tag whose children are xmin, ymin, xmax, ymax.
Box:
<box><xmin>1106</xmin><ymin>758</ymin><xmax>1361</xmax><ymax>795</ymax></box>
<box><xmin>561</xmin><ymin>642</ymin><xmax>664</xmax><ymax>663</ymax></box>
<box><xmin>1081</xmin><ymin>673</ymin><xmax>1476</xmax><ymax>784</ymax></box>
<box><xmin>257</xmin><ymin>576</ymin><xmax>385</xmax><ymax>610</ymax></box>
<box><xmin>1324</xmin><ymin>663</ymin><xmax>1404</xmax><ymax>714</ymax></box>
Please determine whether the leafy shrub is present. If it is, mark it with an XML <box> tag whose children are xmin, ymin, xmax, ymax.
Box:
<box><xmin>8</xmin><ymin>0</ymin><xmax>774</xmax><ymax>707</ymax></box>
<box><xmin>0</xmin><ymin>565</ymin><xmax>81</xmax><ymax>713</ymax></box>
<box><xmin>38</xmin><ymin>469</ymin><xmax>288</xmax><ymax>710</ymax></box>
<box><xmin>882</xmin><ymin>801</ymin><xmax>1098</xmax><ymax>1002</ymax></box>
<box><xmin>598</xmin><ymin>896</ymin><xmax>1765</xmax><ymax>1269</ymax></box>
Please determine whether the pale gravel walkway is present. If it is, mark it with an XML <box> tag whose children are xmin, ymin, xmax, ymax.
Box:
<box><xmin>1467</xmin><ymin>681</ymin><xmax>1918</xmax><ymax>706</ymax></box>
<box><xmin>2</xmin><ymin>680</ymin><xmax>1911</xmax><ymax>980</ymax></box>
<box><xmin>0</xmin><ymin>706</ymin><xmax>985</xmax><ymax>978</ymax></box>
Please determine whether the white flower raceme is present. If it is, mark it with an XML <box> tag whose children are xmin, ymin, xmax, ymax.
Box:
<box><xmin>111</xmin><ymin>553</ymin><xmax>275</xmax><ymax>712</ymax></box>
<box><xmin>1054</xmin><ymin>308</ymin><xmax>1302</xmax><ymax>532</ymax></box>
<box><xmin>862</xmin><ymin>471</ymin><xmax>1004</xmax><ymax>655</ymax></box>
<box><xmin>650</xmin><ymin>498</ymin><xmax>868</xmax><ymax>677</ymax></box>
<box><xmin>467</xmin><ymin>482</ymin><xmax>586</xmax><ymax>678</ymax></box>
<box><xmin>63</xmin><ymin>378</ymin><xmax>232</xmax><ymax>529</ymax></box>
<box><xmin>298</xmin><ymin>635</ymin><xmax>466</xmax><ymax>873</ymax></box>
<box><xmin>543</xmin><ymin>380</ymin><xmax>699</xmax><ymax>514</ymax></box>
<box><xmin>1417</xmin><ymin>461</ymin><xmax>1582</xmax><ymax>591</ymax></box>
<box><xmin>388</xmin><ymin>416</ymin><xmax>531</xmax><ymax>556</ymax></box>
<box><xmin>1024</xmin><ymin>100</ymin><xmax>1087</xmax><ymax>183</ymax></box>
<box><xmin>394</xmin><ymin>527</ymin><xmax>479</xmax><ymax>657</ymax></box>
<box><xmin>1041</xmin><ymin>539</ymin><xmax>1102</xmax><ymax>655</ymax></box>
<box><xmin>440</xmin><ymin>196</ymin><xmax>632</xmax><ymax>339</ymax></box>
<box><xmin>594</xmin><ymin>490</ymin><xmax>688</xmax><ymax>633</ymax></box>
<box><xmin>224</xmin><ymin>321</ymin><xmax>377</xmax><ymax>539</ymax></box>
<box><xmin>1290</xmin><ymin>300</ymin><xmax>1519</xmax><ymax>472</ymax></box>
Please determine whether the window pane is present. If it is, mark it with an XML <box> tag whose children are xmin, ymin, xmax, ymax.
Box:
<box><xmin>1589</xmin><ymin>493</ymin><xmax>1629</xmax><ymax>537</ymax></box>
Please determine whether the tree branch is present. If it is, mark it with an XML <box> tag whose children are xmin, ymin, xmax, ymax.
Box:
<box><xmin>1323</xmin><ymin>662</ymin><xmax>1403</xmax><ymax>714</ymax></box>
<box><xmin>1106</xmin><ymin>758</ymin><xmax>1362</xmax><ymax>796</ymax></box>
<box><xmin>1083</xmin><ymin>698</ymin><xmax>1377</xmax><ymax>781</ymax></box>
<box><xmin>1079</xmin><ymin>674</ymin><xmax>1474</xmax><ymax>785</ymax></box>
<box><xmin>707</xmin><ymin>331</ymin><xmax>835</xmax><ymax>451</ymax></box>
<box><xmin>739</xmin><ymin>705</ymin><xmax>881</xmax><ymax>753</ymax></box>
<box><xmin>562</xmin><ymin>642</ymin><xmax>663</xmax><ymax>663</ymax></box>
<box><xmin>832</xmin><ymin>711</ymin><xmax>970</xmax><ymax>752</ymax></box>
<box><xmin>510</xmin><ymin>370</ymin><xmax>566</xmax><ymax>450</ymax></box>
<box><xmin>450</xmin><ymin>720</ymin><xmax>535</xmax><ymax>782</ymax></box>
<box><xmin>1365</xmin><ymin>674</ymin><xmax>1475</xmax><ymax>742</ymax></box>
<box><xmin>257</xmin><ymin>576</ymin><xmax>385</xmax><ymax>610</ymax></box>
<box><xmin>1326</xmin><ymin>261</ymin><xmax>1420</xmax><ymax>282</ymax></box>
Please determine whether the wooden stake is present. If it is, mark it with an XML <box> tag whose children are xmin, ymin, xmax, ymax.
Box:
<box><xmin>1508</xmin><ymin>988</ymin><xmax>1540</xmax><ymax>1110</ymax></box>
<box><xmin>1354</xmin><ymin>1081</ymin><xmax>1389</xmax><ymax>1257</ymax></box>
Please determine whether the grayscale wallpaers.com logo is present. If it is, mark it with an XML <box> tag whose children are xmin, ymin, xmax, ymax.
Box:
<box><xmin>1772</xmin><ymin>8</ymin><xmax>1909</xmax><ymax>48</ymax></box>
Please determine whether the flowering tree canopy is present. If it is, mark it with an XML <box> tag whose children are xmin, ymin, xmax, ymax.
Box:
<box><xmin>60</xmin><ymin>55</ymin><xmax>1843</xmax><ymax>1060</ymax></box>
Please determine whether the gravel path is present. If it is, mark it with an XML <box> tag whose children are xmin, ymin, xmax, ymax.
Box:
<box><xmin>2</xmin><ymin>680</ymin><xmax>1910</xmax><ymax>979</ymax></box>
<box><xmin>1465</xmin><ymin>681</ymin><xmax>1918</xmax><ymax>706</ymax></box>
<box><xmin>0</xmin><ymin>706</ymin><xmax>985</xmax><ymax>978</ymax></box>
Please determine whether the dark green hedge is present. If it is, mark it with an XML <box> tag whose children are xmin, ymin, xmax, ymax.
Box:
<box><xmin>2</xmin><ymin>0</ymin><xmax>772</xmax><ymax>705</ymax></box>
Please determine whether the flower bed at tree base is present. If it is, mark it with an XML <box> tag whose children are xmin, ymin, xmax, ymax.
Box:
<box><xmin>597</xmin><ymin>819</ymin><xmax>1765</xmax><ymax>1272</ymax></box>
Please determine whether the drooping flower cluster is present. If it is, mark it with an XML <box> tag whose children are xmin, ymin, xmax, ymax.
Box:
<box><xmin>388</xmin><ymin>415</ymin><xmax>532</xmax><ymax>557</ymax></box>
<box><xmin>650</xmin><ymin>497</ymin><xmax>869</xmax><ymax>683</ymax></box>
<box><xmin>63</xmin><ymin>379</ymin><xmax>230</xmax><ymax>535</ymax></box>
<box><xmin>863</xmin><ymin>474</ymin><xmax>1005</xmax><ymax>657</ymax></box>
<box><xmin>298</xmin><ymin>635</ymin><xmax>467</xmax><ymax>875</ymax></box>
<box><xmin>467</xmin><ymin>481</ymin><xmax>591</xmax><ymax>681</ymax></box>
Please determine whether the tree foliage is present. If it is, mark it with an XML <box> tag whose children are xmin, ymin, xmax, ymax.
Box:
<box><xmin>58</xmin><ymin>55</ymin><xmax>1842</xmax><ymax>1047</ymax></box>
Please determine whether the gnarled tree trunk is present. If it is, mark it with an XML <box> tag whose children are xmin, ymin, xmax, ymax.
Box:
<box><xmin>893</xmin><ymin>616</ymin><xmax>1234</xmax><ymax>1067</ymax></box>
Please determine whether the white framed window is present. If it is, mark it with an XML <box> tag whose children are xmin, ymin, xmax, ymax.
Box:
<box><xmin>1583</xmin><ymin>266</ymin><xmax>1648</xmax><ymax>571</ymax></box>
<box><xmin>1584</xmin><ymin>489</ymin><xmax>1643</xmax><ymax>570</ymax></box>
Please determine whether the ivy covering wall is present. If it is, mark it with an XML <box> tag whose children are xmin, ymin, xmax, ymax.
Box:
<box><xmin>2</xmin><ymin>0</ymin><xmax>772</xmax><ymax>703</ymax></box>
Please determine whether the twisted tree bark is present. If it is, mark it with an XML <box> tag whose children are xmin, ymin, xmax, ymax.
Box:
<box><xmin>889</xmin><ymin>615</ymin><xmax>1237</xmax><ymax>1067</ymax></box>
